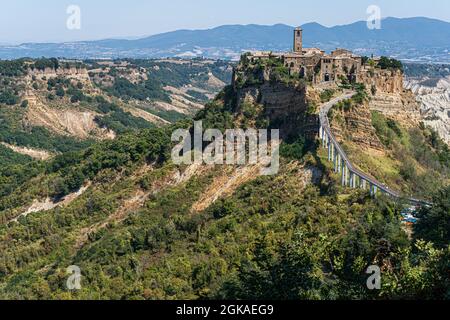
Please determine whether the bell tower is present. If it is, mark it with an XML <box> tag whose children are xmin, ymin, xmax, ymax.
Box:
<box><xmin>293</xmin><ymin>27</ymin><xmax>303</xmax><ymax>53</ymax></box>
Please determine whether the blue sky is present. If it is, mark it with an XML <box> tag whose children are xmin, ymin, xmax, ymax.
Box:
<box><xmin>1</xmin><ymin>0</ymin><xmax>449</xmax><ymax>43</ymax></box>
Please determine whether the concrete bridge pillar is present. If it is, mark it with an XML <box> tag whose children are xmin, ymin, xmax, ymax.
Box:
<box><xmin>360</xmin><ymin>178</ymin><xmax>367</xmax><ymax>190</ymax></box>
<box><xmin>334</xmin><ymin>152</ymin><xmax>339</xmax><ymax>173</ymax></box>
<box><xmin>341</xmin><ymin>162</ymin><xmax>348</xmax><ymax>186</ymax></box>
<box><xmin>349</xmin><ymin>172</ymin><xmax>357</xmax><ymax>189</ymax></box>
<box><xmin>352</xmin><ymin>174</ymin><xmax>356</xmax><ymax>188</ymax></box>
<box><xmin>346</xmin><ymin>166</ymin><xmax>350</xmax><ymax>187</ymax></box>
<box><xmin>328</xmin><ymin>142</ymin><xmax>333</xmax><ymax>161</ymax></box>
<box><xmin>337</xmin><ymin>154</ymin><xmax>342</xmax><ymax>173</ymax></box>
<box><xmin>370</xmin><ymin>184</ymin><xmax>378</xmax><ymax>197</ymax></box>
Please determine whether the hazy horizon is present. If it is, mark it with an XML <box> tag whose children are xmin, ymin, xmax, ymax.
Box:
<box><xmin>1</xmin><ymin>16</ymin><xmax>448</xmax><ymax>46</ymax></box>
<box><xmin>1</xmin><ymin>0</ymin><xmax>449</xmax><ymax>44</ymax></box>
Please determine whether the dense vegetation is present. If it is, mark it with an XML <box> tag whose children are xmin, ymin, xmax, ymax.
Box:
<box><xmin>132</xmin><ymin>59</ymin><xmax>232</xmax><ymax>88</ymax></box>
<box><xmin>0</xmin><ymin>63</ymin><xmax>24</xmax><ymax>106</ymax></box>
<box><xmin>0</xmin><ymin>124</ymin><xmax>176</xmax><ymax>220</ymax></box>
<box><xmin>0</xmin><ymin>58</ymin><xmax>447</xmax><ymax>301</ymax></box>
<box><xmin>0</xmin><ymin>130</ymin><xmax>447</xmax><ymax>299</ymax></box>
<box><xmin>0</xmin><ymin>60</ymin><xmax>26</xmax><ymax>77</ymax></box>
<box><xmin>377</xmin><ymin>57</ymin><xmax>404</xmax><ymax>72</ymax></box>
<box><xmin>100</xmin><ymin>59</ymin><xmax>232</xmax><ymax>104</ymax></box>
<box><xmin>0</xmin><ymin>143</ymin><xmax>32</xmax><ymax>167</ymax></box>
<box><xmin>105</xmin><ymin>77</ymin><xmax>171</xmax><ymax>103</ymax></box>
<box><xmin>95</xmin><ymin>105</ymin><xmax>155</xmax><ymax>134</ymax></box>
<box><xmin>371</xmin><ymin>111</ymin><xmax>450</xmax><ymax>197</ymax></box>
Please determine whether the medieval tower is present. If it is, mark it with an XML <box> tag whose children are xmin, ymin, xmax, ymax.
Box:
<box><xmin>293</xmin><ymin>27</ymin><xmax>303</xmax><ymax>53</ymax></box>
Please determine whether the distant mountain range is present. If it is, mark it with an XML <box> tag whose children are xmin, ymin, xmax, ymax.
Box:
<box><xmin>1</xmin><ymin>17</ymin><xmax>450</xmax><ymax>62</ymax></box>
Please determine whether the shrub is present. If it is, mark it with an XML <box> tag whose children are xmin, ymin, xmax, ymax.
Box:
<box><xmin>56</xmin><ymin>87</ymin><xmax>65</xmax><ymax>97</ymax></box>
<box><xmin>378</xmin><ymin>57</ymin><xmax>403</xmax><ymax>72</ymax></box>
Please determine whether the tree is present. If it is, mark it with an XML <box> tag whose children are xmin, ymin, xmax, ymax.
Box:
<box><xmin>378</xmin><ymin>57</ymin><xmax>403</xmax><ymax>72</ymax></box>
<box><xmin>20</xmin><ymin>100</ymin><xmax>29</xmax><ymax>108</ymax></box>
<box><xmin>70</xmin><ymin>91</ymin><xmax>84</xmax><ymax>103</ymax></box>
<box><xmin>0</xmin><ymin>89</ymin><xmax>19</xmax><ymax>105</ymax></box>
<box><xmin>415</xmin><ymin>186</ymin><xmax>450</xmax><ymax>248</ymax></box>
<box><xmin>56</xmin><ymin>87</ymin><xmax>65</xmax><ymax>97</ymax></box>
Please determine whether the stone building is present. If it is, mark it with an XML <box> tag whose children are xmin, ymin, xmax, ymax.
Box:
<box><xmin>244</xmin><ymin>26</ymin><xmax>362</xmax><ymax>84</ymax></box>
<box><xmin>320</xmin><ymin>48</ymin><xmax>362</xmax><ymax>82</ymax></box>
<box><xmin>293</xmin><ymin>27</ymin><xmax>303</xmax><ymax>53</ymax></box>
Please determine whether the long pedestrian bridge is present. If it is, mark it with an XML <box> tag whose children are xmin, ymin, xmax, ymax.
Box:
<box><xmin>318</xmin><ymin>92</ymin><xmax>427</xmax><ymax>206</ymax></box>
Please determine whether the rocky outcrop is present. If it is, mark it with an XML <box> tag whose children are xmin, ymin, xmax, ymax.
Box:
<box><xmin>24</xmin><ymin>91</ymin><xmax>115</xmax><ymax>140</ymax></box>
<box><xmin>332</xmin><ymin>101</ymin><xmax>384</xmax><ymax>151</ymax></box>
<box><xmin>360</xmin><ymin>68</ymin><xmax>404</xmax><ymax>94</ymax></box>
<box><xmin>236</xmin><ymin>82</ymin><xmax>317</xmax><ymax>138</ymax></box>
<box><xmin>368</xmin><ymin>92</ymin><xmax>421</xmax><ymax>128</ymax></box>
<box><xmin>28</xmin><ymin>67</ymin><xmax>90</xmax><ymax>82</ymax></box>
<box><xmin>405</xmin><ymin>76</ymin><xmax>450</xmax><ymax>144</ymax></box>
<box><xmin>237</xmin><ymin>82</ymin><xmax>307</xmax><ymax>117</ymax></box>
<box><xmin>355</xmin><ymin>67</ymin><xmax>422</xmax><ymax>130</ymax></box>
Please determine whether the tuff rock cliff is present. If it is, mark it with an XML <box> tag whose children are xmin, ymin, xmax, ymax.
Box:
<box><xmin>405</xmin><ymin>76</ymin><xmax>450</xmax><ymax>144</ymax></box>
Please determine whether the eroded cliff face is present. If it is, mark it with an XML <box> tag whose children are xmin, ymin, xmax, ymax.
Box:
<box><xmin>405</xmin><ymin>76</ymin><xmax>450</xmax><ymax>144</ymax></box>
<box><xmin>368</xmin><ymin>91</ymin><xmax>421</xmax><ymax>129</ymax></box>
<box><xmin>359</xmin><ymin>68</ymin><xmax>422</xmax><ymax>130</ymax></box>
<box><xmin>361</xmin><ymin>68</ymin><xmax>449</xmax><ymax>145</ymax></box>
<box><xmin>235</xmin><ymin>82</ymin><xmax>317</xmax><ymax>139</ymax></box>
<box><xmin>331</xmin><ymin>101</ymin><xmax>384</xmax><ymax>151</ymax></box>
<box><xmin>360</xmin><ymin>69</ymin><xmax>404</xmax><ymax>94</ymax></box>
<box><xmin>329</xmin><ymin>69</ymin><xmax>407</xmax><ymax>151</ymax></box>
<box><xmin>27</xmin><ymin>67</ymin><xmax>90</xmax><ymax>82</ymax></box>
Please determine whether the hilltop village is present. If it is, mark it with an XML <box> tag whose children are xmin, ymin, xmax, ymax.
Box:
<box><xmin>234</xmin><ymin>26</ymin><xmax>404</xmax><ymax>93</ymax></box>
<box><xmin>248</xmin><ymin>27</ymin><xmax>362</xmax><ymax>83</ymax></box>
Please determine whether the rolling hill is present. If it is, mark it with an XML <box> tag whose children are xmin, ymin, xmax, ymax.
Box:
<box><xmin>1</xmin><ymin>17</ymin><xmax>450</xmax><ymax>62</ymax></box>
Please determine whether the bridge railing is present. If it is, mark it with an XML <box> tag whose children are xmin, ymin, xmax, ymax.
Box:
<box><xmin>318</xmin><ymin>93</ymin><xmax>430</xmax><ymax>206</ymax></box>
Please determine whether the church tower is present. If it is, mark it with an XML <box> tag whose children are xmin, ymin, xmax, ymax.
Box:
<box><xmin>293</xmin><ymin>27</ymin><xmax>303</xmax><ymax>53</ymax></box>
